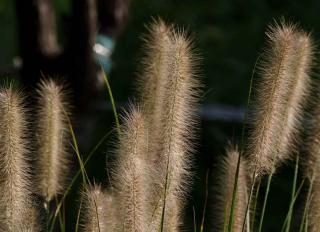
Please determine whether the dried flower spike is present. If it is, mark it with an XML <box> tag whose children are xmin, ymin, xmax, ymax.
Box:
<box><xmin>247</xmin><ymin>22</ymin><xmax>313</xmax><ymax>176</ymax></box>
<box><xmin>36</xmin><ymin>79</ymin><xmax>70</xmax><ymax>203</ymax></box>
<box><xmin>150</xmin><ymin>29</ymin><xmax>201</xmax><ymax>231</ymax></box>
<box><xmin>112</xmin><ymin>106</ymin><xmax>149</xmax><ymax>231</ymax></box>
<box><xmin>0</xmin><ymin>85</ymin><xmax>37</xmax><ymax>231</ymax></box>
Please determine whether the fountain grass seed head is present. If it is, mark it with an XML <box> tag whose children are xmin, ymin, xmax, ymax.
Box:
<box><xmin>35</xmin><ymin>78</ymin><xmax>70</xmax><ymax>203</ymax></box>
<box><xmin>112</xmin><ymin>105</ymin><xmax>150</xmax><ymax>232</ymax></box>
<box><xmin>0</xmin><ymin>85</ymin><xmax>38</xmax><ymax>231</ymax></box>
<box><xmin>247</xmin><ymin>21</ymin><xmax>314</xmax><ymax>177</ymax></box>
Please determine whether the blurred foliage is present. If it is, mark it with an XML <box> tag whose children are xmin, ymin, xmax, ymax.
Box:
<box><xmin>0</xmin><ymin>0</ymin><xmax>17</xmax><ymax>67</ymax></box>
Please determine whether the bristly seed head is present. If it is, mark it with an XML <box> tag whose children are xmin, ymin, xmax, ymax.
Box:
<box><xmin>246</xmin><ymin>21</ymin><xmax>314</xmax><ymax>177</ymax></box>
<box><xmin>35</xmin><ymin>78</ymin><xmax>71</xmax><ymax>202</ymax></box>
<box><xmin>0</xmin><ymin>85</ymin><xmax>38</xmax><ymax>231</ymax></box>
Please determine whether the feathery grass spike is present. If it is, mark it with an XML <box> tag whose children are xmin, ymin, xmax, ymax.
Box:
<box><xmin>153</xmin><ymin>29</ymin><xmax>201</xmax><ymax>231</ymax></box>
<box><xmin>247</xmin><ymin>22</ymin><xmax>312</xmax><ymax>176</ymax></box>
<box><xmin>138</xmin><ymin>19</ymin><xmax>172</xmax><ymax>119</ymax></box>
<box><xmin>278</xmin><ymin>30</ymin><xmax>314</xmax><ymax>163</ymax></box>
<box><xmin>36</xmin><ymin>79</ymin><xmax>70</xmax><ymax>203</ymax></box>
<box><xmin>138</xmin><ymin>19</ymin><xmax>174</xmax><ymax>163</ymax></box>
<box><xmin>113</xmin><ymin>106</ymin><xmax>149</xmax><ymax>231</ymax></box>
<box><xmin>82</xmin><ymin>184</ymin><xmax>113</xmax><ymax>232</ymax></box>
<box><xmin>0</xmin><ymin>85</ymin><xmax>37</xmax><ymax>231</ymax></box>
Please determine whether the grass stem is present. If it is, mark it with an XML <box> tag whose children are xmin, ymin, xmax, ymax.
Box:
<box><xmin>258</xmin><ymin>171</ymin><xmax>274</xmax><ymax>232</ymax></box>
<box><xmin>285</xmin><ymin>155</ymin><xmax>299</xmax><ymax>232</ymax></box>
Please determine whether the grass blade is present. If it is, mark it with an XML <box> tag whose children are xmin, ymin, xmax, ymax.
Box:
<box><xmin>285</xmin><ymin>155</ymin><xmax>299</xmax><ymax>232</ymax></box>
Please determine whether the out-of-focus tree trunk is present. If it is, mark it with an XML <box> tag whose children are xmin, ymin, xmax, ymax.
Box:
<box><xmin>68</xmin><ymin>0</ymin><xmax>97</xmax><ymax>110</ymax></box>
<box><xmin>15</xmin><ymin>0</ymin><xmax>131</xmax><ymax>111</ymax></box>
<box><xmin>15</xmin><ymin>0</ymin><xmax>62</xmax><ymax>89</ymax></box>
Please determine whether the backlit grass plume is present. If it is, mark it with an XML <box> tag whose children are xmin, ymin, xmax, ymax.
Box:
<box><xmin>81</xmin><ymin>184</ymin><xmax>113</xmax><ymax>232</ymax></box>
<box><xmin>211</xmin><ymin>147</ymin><xmax>248</xmax><ymax>232</ymax></box>
<box><xmin>137</xmin><ymin>19</ymin><xmax>177</xmax><ymax>230</ymax></box>
<box><xmin>35</xmin><ymin>79</ymin><xmax>70</xmax><ymax>204</ymax></box>
<box><xmin>149</xmin><ymin>29</ymin><xmax>201</xmax><ymax>231</ymax></box>
<box><xmin>0</xmin><ymin>85</ymin><xmax>37</xmax><ymax>231</ymax></box>
<box><xmin>112</xmin><ymin>106</ymin><xmax>149</xmax><ymax>231</ymax></box>
<box><xmin>138</xmin><ymin>19</ymin><xmax>173</xmax><ymax>162</ymax></box>
<box><xmin>279</xmin><ymin>31</ymin><xmax>314</xmax><ymax>157</ymax></box>
<box><xmin>247</xmin><ymin>22</ymin><xmax>313</xmax><ymax>176</ymax></box>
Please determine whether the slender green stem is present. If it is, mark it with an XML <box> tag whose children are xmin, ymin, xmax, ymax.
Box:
<box><xmin>193</xmin><ymin>206</ymin><xmax>197</xmax><ymax>232</ymax></box>
<box><xmin>299</xmin><ymin>176</ymin><xmax>314</xmax><ymax>232</ymax></box>
<box><xmin>75</xmin><ymin>197</ymin><xmax>83</xmax><ymax>232</ymax></box>
<box><xmin>200</xmin><ymin>170</ymin><xmax>210</xmax><ymax>232</ymax></box>
<box><xmin>56</xmin><ymin>197</ymin><xmax>65</xmax><ymax>232</ymax></box>
<box><xmin>67</xmin><ymin>115</ymin><xmax>90</xmax><ymax>186</ymax></box>
<box><xmin>241</xmin><ymin>170</ymin><xmax>257</xmax><ymax>232</ymax></box>
<box><xmin>285</xmin><ymin>155</ymin><xmax>299</xmax><ymax>232</ymax></box>
<box><xmin>224</xmin><ymin>205</ymin><xmax>228</xmax><ymax>232</ymax></box>
<box><xmin>258</xmin><ymin>172</ymin><xmax>274</xmax><ymax>232</ymax></box>
<box><xmin>281</xmin><ymin>179</ymin><xmax>305</xmax><ymax>232</ymax></box>
<box><xmin>227</xmin><ymin>152</ymin><xmax>241</xmax><ymax>232</ymax></box>
<box><xmin>101</xmin><ymin>67</ymin><xmax>120</xmax><ymax>136</ymax></box>
<box><xmin>305</xmin><ymin>214</ymin><xmax>308</xmax><ymax>232</ymax></box>
<box><xmin>251</xmin><ymin>180</ymin><xmax>261</xmax><ymax>230</ymax></box>
<box><xmin>228</xmin><ymin>53</ymin><xmax>261</xmax><ymax>232</ymax></box>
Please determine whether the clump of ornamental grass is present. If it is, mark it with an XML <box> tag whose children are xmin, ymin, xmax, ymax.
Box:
<box><xmin>0</xmin><ymin>85</ymin><xmax>39</xmax><ymax>231</ymax></box>
<box><xmin>211</xmin><ymin>147</ymin><xmax>249</xmax><ymax>232</ymax></box>
<box><xmin>81</xmin><ymin>184</ymin><xmax>113</xmax><ymax>232</ymax></box>
<box><xmin>111</xmin><ymin>106</ymin><xmax>150</xmax><ymax>231</ymax></box>
<box><xmin>35</xmin><ymin>79</ymin><xmax>70</xmax><ymax>206</ymax></box>
<box><xmin>246</xmin><ymin>22</ymin><xmax>314</xmax><ymax>177</ymax></box>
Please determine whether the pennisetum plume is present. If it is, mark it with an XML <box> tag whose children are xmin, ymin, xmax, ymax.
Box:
<box><xmin>112</xmin><ymin>106</ymin><xmax>149</xmax><ymax>231</ymax></box>
<box><xmin>81</xmin><ymin>184</ymin><xmax>114</xmax><ymax>232</ymax></box>
<box><xmin>0</xmin><ymin>85</ymin><xmax>38</xmax><ymax>231</ymax></box>
<box><xmin>148</xmin><ymin>28</ymin><xmax>201</xmax><ymax>231</ymax></box>
<box><xmin>278</xmin><ymin>30</ymin><xmax>314</xmax><ymax>159</ymax></box>
<box><xmin>136</xmin><ymin>19</ymin><xmax>177</xmax><ymax>230</ymax></box>
<box><xmin>246</xmin><ymin>22</ymin><xmax>314</xmax><ymax>177</ymax></box>
<box><xmin>138</xmin><ymin>18</ymin><xmax>173</xmax><ymax>111</ymax></box>
<box><xmin>211</xmin><ymin>147</ymin><xmax>249</xmax><ymax>232</ymax></box>
<box><xmin>35</xmin><ymin>79</ymin><xmax>70</xmax><ymax>206</ymax></box>
<box><xmin>137</xmin><ymin>19</ymin><xmax>173</xmax><ymax>163</ymax></box>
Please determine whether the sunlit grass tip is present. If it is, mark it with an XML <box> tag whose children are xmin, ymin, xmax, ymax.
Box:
<box><xmin>35</xmin><ymin>78</ymin><xmax>71</xmax><ymax>204</ymax></box>
<box><xmin>112</xmin><ymin>104</ymin><xmax>150</xmax><ymax>231</ymax></box>
<box><xmin>246</xmin><ymin>21</ymin><xmax>314</xmax><ymax>176</ymax></box>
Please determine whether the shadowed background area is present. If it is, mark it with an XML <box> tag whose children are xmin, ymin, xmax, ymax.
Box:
<box><xmin>1</xmin><ymin>0</ymin><xmax>320</xmax><ymax>231</ymax></box>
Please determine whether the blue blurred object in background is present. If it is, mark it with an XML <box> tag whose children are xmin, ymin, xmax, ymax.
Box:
<box><xmin>94</xmin><ymin>34</ymin><xmax>115</xmax><ymax>74</ymax></box>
